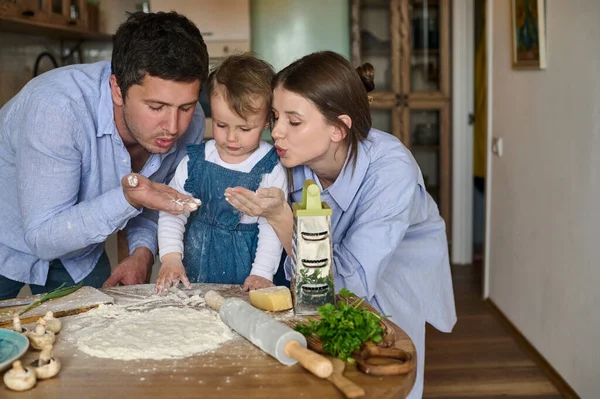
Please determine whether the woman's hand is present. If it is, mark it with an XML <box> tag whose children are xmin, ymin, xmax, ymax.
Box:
<box><xmin>154</xmin><ymin>253</ymin><xmax>192</xmax><ymax>295</ymax></box>
<box><xmin>224</xmin><ymin>187</ymin><xmax>287</xmax><ymax>221</ymax></box>
<box><xmin>242</xmin><ymin>275</ymin><xmax>275</xmax><ymax>291</ymax></box>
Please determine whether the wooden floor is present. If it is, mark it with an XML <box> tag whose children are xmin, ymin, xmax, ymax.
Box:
<box><xmin>423</xmin><ymin>263</ymin><xmax>563</xmax><ymax>398</ymax></box>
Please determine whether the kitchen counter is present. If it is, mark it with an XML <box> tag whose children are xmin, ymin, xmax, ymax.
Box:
<box><xmin>2</xmin><ymin>284</ymin><xmax>416</xmax><ymax>398</ymax></box>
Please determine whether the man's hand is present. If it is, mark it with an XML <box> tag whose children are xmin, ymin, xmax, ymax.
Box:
<box><xmin>122</xmin><ymin>173</ymin><xmax>201</xmax><ymax>216</ymax></box>
<box><xmin>154</xmin><ymin>253</ymin><xmax>191</xmax><ymax>295</ymax></box>
<box><xmin>242</xmin><ymin>275</ymin><xmax>275</xmax><ymax>291</ymax></box>
<box><xmin>103</xmin><ymin>247</ymin><xmax>154</xmax><ymax>287</ymax></box>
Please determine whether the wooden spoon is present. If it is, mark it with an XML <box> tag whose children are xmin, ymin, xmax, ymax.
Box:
<box><xmin>326</xmin><ymin>357</ymin><xmax>365</xmax><ymax>398</ymax></box>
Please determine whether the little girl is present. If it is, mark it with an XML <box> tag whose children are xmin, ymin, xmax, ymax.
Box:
<box><xmin>155</xmin><ymin>54</ymin><xmax>287</xmax><ymax>294</ymax></box>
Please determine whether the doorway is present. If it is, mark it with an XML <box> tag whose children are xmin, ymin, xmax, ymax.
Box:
<box><xmin>451</xmin><ymin>0</ymin><xmax>491</xmax><ymax>297</ymax></box>
<box><xmin>472</xmin><ymin>0</ymin><xmax>487</xmax><ymax>263</ymax></box>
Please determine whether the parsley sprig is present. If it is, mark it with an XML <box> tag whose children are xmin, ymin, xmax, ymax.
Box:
<box><xmin>294</xmin><ymin>288</ymin><xmax>387</xmax><ymax>362</ymax></box>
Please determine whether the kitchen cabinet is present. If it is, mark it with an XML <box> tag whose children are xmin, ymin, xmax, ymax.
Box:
<box><xmin>150</xmin><ymin>0</ymin><xmax>251</xmax><ymax>55</ymax></box>
<box><xmin>351</xmin><ymin>0</ymin><xmax>452</xmax><ymax>236</ymax></box>
<box><xmin>0</xmin><ymin>0</ymin><xmax>109</xmax><ymax>40</ymax></box>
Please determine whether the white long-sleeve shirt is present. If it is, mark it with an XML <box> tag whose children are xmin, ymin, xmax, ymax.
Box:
<box><xmin>158</xmin><ymin>140</ymin><xmax>288</xmax><ymax>280</ymax></box>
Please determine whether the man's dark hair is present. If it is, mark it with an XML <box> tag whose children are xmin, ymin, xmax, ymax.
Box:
<box><xmin>111</xmin><ymin>11</ymin><xmax>209</xmax><ymax>99</ymax></box>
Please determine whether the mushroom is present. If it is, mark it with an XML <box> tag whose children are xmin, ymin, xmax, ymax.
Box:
<box><xmin>12</xmin><ymin>314</ymin><xmax>27</xmax><ymax>333</ymax></box>
<box><xmin>30</xmin><ymin>344</ymin><xmax>61</xmax><ymax>380</ymax></box>
<box><xmin>25</xmin><ymin>318</ymin><xmax>56</xmax><ymax>350</ymax></box>
<box><xmin>2</xmin><ymin>360</ymin><xmax>37</xmax><ymax>391</ymax></box>
<box><xmin>42</xmin><ymin>311</ymin><xmax>62</xmax><ymax>334</ymax></box>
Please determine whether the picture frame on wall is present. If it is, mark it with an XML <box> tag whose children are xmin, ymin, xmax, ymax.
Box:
<box><xmin>511</xmin><ymin>0</ymin><xmax>547</xmax><ymax>69</ymax></box>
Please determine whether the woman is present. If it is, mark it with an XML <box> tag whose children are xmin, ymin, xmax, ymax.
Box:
<box><xmin>224</xmin><ymin>51</ymin><xmax>456</xmax><ymax>398</ymax></box>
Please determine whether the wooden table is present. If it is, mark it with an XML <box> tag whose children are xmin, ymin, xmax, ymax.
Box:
<box><xmin>2</xmin><ymin>284</ymin><xmax>416</xmax><ymax>398</ymax></box>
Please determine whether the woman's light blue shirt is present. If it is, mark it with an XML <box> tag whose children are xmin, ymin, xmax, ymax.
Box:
<box><xmin>285</xmin><ymin>129</ymin><xmax>456</xmax><ymax>398</ymax></box>
<box><xmin>287</xmin><ymin>129</ymin><xmax>456</xmax><ymax>331</ymax></box>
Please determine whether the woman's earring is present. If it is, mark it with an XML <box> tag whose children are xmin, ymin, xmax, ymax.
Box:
<box><xmin>368</xmin><ymin>96</ymin><xmax>373</xmax><ymax>104</ymax></box>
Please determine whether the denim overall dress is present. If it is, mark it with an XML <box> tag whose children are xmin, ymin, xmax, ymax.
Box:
<box><xmin>182</xmin><ymin>143</ymin><xmax>279</xmax><ymax>284</ymax></box>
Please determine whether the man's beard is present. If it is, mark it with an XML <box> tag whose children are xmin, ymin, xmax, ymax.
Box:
<box><xmin>122</xmin><ymin>107</ymin><xmax>163</xmax><ymax>154</ymax></box>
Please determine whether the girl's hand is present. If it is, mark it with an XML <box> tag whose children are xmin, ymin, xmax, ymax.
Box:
<box><xmin>242</xmin><ymin>275</ymin><xmax>275</xmax><ymax>291</ymax></box>
<box><xmin>154</xmin><ymin>253</ymin><xmax>192</xmax><ymax>295</ymax></box>
<box><xmin>224</xmin><ymin>187</ymin><xmax>287</xmax><ymax>221</ymax></box>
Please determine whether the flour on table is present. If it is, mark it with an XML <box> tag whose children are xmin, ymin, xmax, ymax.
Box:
<box><xmin>63</xmin><ymin>295</ymin><xmax>235</xmax><ymax>361</ymax></box>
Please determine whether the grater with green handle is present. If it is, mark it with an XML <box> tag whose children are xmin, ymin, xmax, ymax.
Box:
<box><xmin>290</xmin><ymin>180</ymin><xmax>335</xmax><ymax>315</ymax></box>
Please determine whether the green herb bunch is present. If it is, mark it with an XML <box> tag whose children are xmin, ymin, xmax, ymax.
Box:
<box><xmin>294</xmin><ymin>288</ymin><xmax>386</xmax><ymax>362</ymax></box>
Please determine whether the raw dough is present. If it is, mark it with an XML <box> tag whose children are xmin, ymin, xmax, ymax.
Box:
<box><xmin>65</xmin><ymin>304</ymin><xmax>235</xmax><ymax>361</ymax></box>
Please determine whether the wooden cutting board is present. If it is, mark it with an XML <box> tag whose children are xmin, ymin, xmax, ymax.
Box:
<box><xmin>0</xmin><ymin>286</ymin><xmax>114</xmax><ymax>328</ymax></box>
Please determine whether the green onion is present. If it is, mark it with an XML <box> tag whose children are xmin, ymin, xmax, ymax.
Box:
<box><xmin>18</xmin><ymin>282</ymin><xmax>83</xmax><ymax>316</ymax></box>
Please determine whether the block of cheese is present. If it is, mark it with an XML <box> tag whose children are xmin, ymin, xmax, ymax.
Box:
<box><xmin>249</xmin><ymin>286</ymin><xmax>293</xmax><ymax>312</ymax></box>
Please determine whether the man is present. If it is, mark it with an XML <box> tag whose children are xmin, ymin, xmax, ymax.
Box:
<box><xmin>0</xmin><ymin>11</ymin><xmax>209</xmax><ymax>300</ymax></box>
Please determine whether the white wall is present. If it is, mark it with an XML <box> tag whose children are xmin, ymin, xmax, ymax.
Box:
<box><xmin>487</xmin><ymin>1</ymin><xmax>600</xmax><ymax>397</ymax></box>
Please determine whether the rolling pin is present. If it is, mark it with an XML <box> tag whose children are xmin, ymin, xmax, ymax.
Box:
<box><xmin>204</xmin><ymin>290</ymin><xmax>332</xmax><ymax>379</ymax></box>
